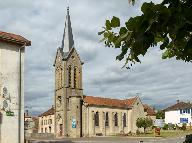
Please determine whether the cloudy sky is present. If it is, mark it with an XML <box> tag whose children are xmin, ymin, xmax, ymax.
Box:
<box><xmin>1</xmin><ymin>0</ymin><xmax>192</xmax><ymax>115</ymax></box>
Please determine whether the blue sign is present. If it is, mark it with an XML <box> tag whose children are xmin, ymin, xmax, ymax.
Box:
<box><xmin>72</xmin><ymin>119</ymin><xmax>76</xmax><ymax>128</ymax></box>
<box><xmin>180</xmin><ymin>118</ymin><xmax>188</xmax><ymax>123</ymax></box>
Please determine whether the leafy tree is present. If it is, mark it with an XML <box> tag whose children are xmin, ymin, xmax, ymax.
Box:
<box><xmin>136</xmin><ymin>117</ymin><xmax>153</xmax><ymax>133</ymax></box>
<box><xmin>181</xmin><ymin>123</ymin><xmax>187</xmax><ymax>130</ymax></box>
<box><xmin>156</xmin><ymin>110</ymin><xmax>165</xmax><ymax>119</ymax></box>
<box><xmin>162</xmin><ymin>123</ymin><xmax>169</xmax><ymax>130</ymax></box>
<box><xmin>99</xmin><ymin>0</ymin><xmax>192</xmax><ymax>67</ymax></box>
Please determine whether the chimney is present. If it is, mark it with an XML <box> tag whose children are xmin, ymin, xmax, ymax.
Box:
<box><xmin>177</xmin><ymin>100</ymin><xmax>180</xmax><ymax>103</ymax></box>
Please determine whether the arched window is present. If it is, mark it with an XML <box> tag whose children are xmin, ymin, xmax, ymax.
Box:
<box><xmin>68</xmin><ymin>66</ymin><xmax>71</xmax><ymax>87</ymax></box>
<box><xmin>105</xmin><ymin>112</ymin><xmax>109</xmax><ymax>127</ymax></box>
<box><xmin>74</xmin><ymin>67</ymin><xmax>78</xmax><ymax>88</ymax></box>
<box><xmin>114</xmin><ymin>113</ymin><xmax>118</xmax><ymax>126</ymax></box>
<box><xmin>56</xmin><ymin>68</ymin><xmax>59</xmax><ymax>89</ymax></box>
<box><xmin>123</xmin><ymin>113</ymin><xmax>126</xmax><ymax>127</ymax></box>
<box><xmin>60</xmin><ymin>67</ymin><xmax>62</xmax><ymax>87</ymax></box>
<box><xmin>95</xmin><ymin>112</ymin><xmax>99</xmax><ymax>126</ymax></box>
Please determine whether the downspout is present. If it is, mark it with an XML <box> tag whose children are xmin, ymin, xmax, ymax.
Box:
<box><xmin>87</xmin><ymin>106</ymin><xmax>89</xmax><ymax>137</ymax></box>
<box><xmin>0</xmin><ymin>47</ymin><xmax>2</xmax><ymax>143</ymax></box>
<box><xmin>18</xmin><ymin>43</ymin><xmax>26</xmax><ymax>143</ymax></box>
<box><xmin>0</xmin><ymin>112</ymin><xmax>2</xmax><ymax>143</ymax></box>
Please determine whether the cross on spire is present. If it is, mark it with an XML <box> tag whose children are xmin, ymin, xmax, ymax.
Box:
<box><xmin>61</xmin><ymin>7</ymin><xmax>74</xmax><ymax>53</ymax></box>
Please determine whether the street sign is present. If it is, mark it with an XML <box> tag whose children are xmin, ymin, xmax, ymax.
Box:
<box><xmin>180</xmin><ymin>118</ymin><xmax>188</xmax><ymax>123</ymax></box>
<box><xmin>154</xmin><ymin>119</ymin><xmax>165</xmax><ymax>128</ymax></box>
<box><xmin>6</xmin><ymin>111</ymin><xmax>14</xmax><ymax>116</ymax></box>
<box><xmin>72</xmin><ymin>119</ymin><xmax>76</xmax><ymax>128</ymax></box>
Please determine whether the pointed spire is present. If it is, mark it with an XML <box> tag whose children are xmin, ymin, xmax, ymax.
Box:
<box><xmin>61</xmin><ymin>7</ymin><xmax>74</xmax><ymax>53</ymax></box>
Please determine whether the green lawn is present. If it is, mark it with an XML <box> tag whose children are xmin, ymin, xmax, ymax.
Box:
<box><xmin>136</xmin><ymin>130</ymin><xmax>192</xmax><ymax>138</ymax></box>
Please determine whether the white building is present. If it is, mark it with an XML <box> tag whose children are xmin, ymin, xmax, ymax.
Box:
<box><xmin>25</xmin><ymin>111</ymin><xmax>38</xmax><ymax>134</ymax></box>
<box><xmin>0</xmin><ymin>31</ymin><xmax>31</xmax><ymax>143</ymax></box>
<box><xmin>164</xmin><ymin>101</ymin><xmax>192</xmax><ymax>126</ymax></box>
<box><xmin>38</xmin><ymin>106</ymin><xmax>55</xmax><ymax>134</ymax></box>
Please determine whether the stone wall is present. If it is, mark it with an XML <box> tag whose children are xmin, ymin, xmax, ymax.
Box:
<box><xmin>82</xmin><ymin>105</ymin><xmax>130</xmax><ymax>137</ymax></box>
<box><xmin>25</xmin><ymin>133</ymin><xmax>54</xmax><ymax>140</ymax></box>
<box><xmin>129</xmin><ymin>97</ymin><xmax>146</xmax><ymax>133</ymax></box>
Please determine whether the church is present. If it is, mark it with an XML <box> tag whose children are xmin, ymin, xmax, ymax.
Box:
<box><xmin>53</xmin><ymin>7</ymin><xmax>146</xmax><ymax>138</ymax></box>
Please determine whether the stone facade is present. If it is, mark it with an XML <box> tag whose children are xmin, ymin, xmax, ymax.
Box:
<box><xmin>81</xmin><ymin>96</ymin><xmax>145</xmax><ymax>137</ymax></box>
<box><xmin>0</xmin><ymin>31</ymin><xmax>31</xmax><ymax>143</ymax></box>
<box><xmin>54</xmin><ymin>8</ymin><xmax>146</xmax><ymax>138</ymax></box>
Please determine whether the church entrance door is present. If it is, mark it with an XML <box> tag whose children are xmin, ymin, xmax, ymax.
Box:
<box><xmin>59</xmin><ymin>124</ymin><xmax>63</xmax><ymax>136</ymax></box>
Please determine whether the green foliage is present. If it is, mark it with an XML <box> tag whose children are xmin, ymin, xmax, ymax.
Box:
<box><xmin>99</xmin><ymin>0</ymin><xmax>192</xmax><ymax>67</ymax></box>
<box><xmin>156</xmin><ymin>110</ymin><xmax>165</xmax><ymax>119</ymax></box>
<box><xmin>181</xmin><ymin>123</ymin><xmax>187</xmax><ymax>130</ymax></box>
<box><xmin>169</xmin><ymin>124</ymin><xmax>176</xmax><ymax>130</ymax></box>
<box><xmin>163</xmin><ymin>123</ymin><xmax>169</xmax><ymax>130</ymax></box>
<box><xmin>136</xmin><ymin>117</ymin><xmax>153</xmax><ymax>133</ymax></box>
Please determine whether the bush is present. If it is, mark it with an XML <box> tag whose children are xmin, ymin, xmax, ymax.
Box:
<box><xmin>163</xmin><ymin>124</ymin><xmax>168</xmax><ymax>130</ymax></box>
<box><xmin>181</xmin><ymin>123</ymin><xmax>187</xmax><ymax>131</ymax></box>
<box><xmin>169</xmin><ymin>124</ymin><xmax>176</xmax><ymax>130</ymax></box>
<box><xmin>152</xmin><ymin>126</ymin><xmax>156</xmax><ymax>129</ymax></box>
<box><xmin>136</xmin><ymin>129</ymin><xmax>140</xmax><ymax>135</ymax></box>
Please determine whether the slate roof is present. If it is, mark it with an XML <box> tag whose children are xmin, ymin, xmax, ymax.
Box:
<box><xmin>38</xmin><ymin>107</ymin><xmax>54</xmax><ymax>117</ymax></box>
<box><xmin>0</xmin><ymin>31</ymin><xmax>31</xmax><ymax>46</ymax></box>
<box><xmin>143</xmin><ymin>104</ymin><xmax>156</xmax><ymax>116</ymax></box>
<box><xmin>164</xmin><ymin>102</ymin><xmax>192</xmax><ymax>111</ymax></box>
<box><xmin>61</xmin><ymin>7</ymin><xmax>74</xmax><ymax>53</ymax></box>
<box><xmin>83</xmin><ymin>95</ymin><xmax>138</xmax><ymax>109</ymax></box>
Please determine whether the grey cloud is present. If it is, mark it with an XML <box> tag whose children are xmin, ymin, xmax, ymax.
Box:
<box><xmin>1</xmin><ymin>0</ymin><xmax>192</xmax><ymax>115</ymax></box>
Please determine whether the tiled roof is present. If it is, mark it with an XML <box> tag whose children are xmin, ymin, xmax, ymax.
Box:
<box><xmin>164</xmin><ymin>102</ymin><xmax>192</xmax><ymax>111</ymax></box>
<box><xmin>38</xmin><ymin>107</ymin><xmax>54</xmax><ymax>117</ymax></box>
<box><xmin>0</xmin><ymin>31</ymin><xmax>31</xmax><ymax>46</ymax></box>
<box><xmin>83</xmin><ymin>95</ymin><xmax>138</xmax><ymax>108</ymax></box>
<box><xmin>143</xmin><ymin>104</ymin><xmax>156</xmax><ymax>116</ymax></box>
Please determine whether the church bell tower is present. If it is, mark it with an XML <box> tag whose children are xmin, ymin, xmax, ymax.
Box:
<box><xmin>54</xmin><ymin>7</ymin><xmax>83</xmax><ymax>138</ymax></box>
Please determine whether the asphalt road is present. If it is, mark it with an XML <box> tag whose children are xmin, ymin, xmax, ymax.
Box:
<box><xmin>72</xmin><ymin>137</ymin><xmax>185</xmax><ymax>143</ymax></box>
<box><xmin>29</xmin><ymin>136</ymin><xmax>186</xmax><ymax>143</ymax></box>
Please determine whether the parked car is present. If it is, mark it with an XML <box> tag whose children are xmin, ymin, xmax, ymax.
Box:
<box><xmin>183</xmin><ymin>134</ymin><xmax>192</xmax><ymax>143</ymax></box>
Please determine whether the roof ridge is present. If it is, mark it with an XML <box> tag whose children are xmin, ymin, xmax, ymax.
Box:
<box><xmin>83</xmin><ymin>95</ymin><xmax>138</xmax><ymax>108</ymax></box>
<box><xmin>84</xmin><ymin>95</ymin><xmax>137</xmax><ymax>101</ymax></box>
<box><xmin>164</xmin><ymin>101</ymin><xmax>192</xmax><ymax>111</ymax></box>
<box><xmin>38</xmin><ymin>107</ymin><xmax>54</xmax><ymax>117</ymax></box>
